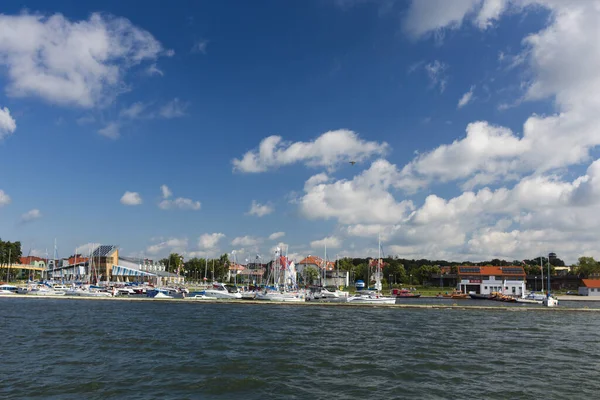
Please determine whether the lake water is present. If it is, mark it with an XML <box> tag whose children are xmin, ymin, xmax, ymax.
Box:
<box><xmin>1</xmin><ymin>298</ymin><xmax>599</xmax><ymax>399</ymax></box>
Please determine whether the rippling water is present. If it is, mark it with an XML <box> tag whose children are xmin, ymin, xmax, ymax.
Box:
<box><xmin>1</xmin><ymin>298</ymin><xmax>599</xmax><ymax>399</ymax></box>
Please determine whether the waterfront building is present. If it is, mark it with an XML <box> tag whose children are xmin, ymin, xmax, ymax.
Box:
<box><xmin>47</xmin><ymin>244</ymin><xmax>183</xmax><ymax>285</ymax></box>
<box><xmin>457</xmin><ymin>266</ymin><xmax>526</xmax><ymax>296</ymax></box>
<box><xmin>296</xmin><ymin>256</ymin><xmax>349</xmax><ymax>287</ymax></box>
<box><xmin>578</xmin><ymin>279</ymin><xmax>600</xmax><ymax>296</ymax></box>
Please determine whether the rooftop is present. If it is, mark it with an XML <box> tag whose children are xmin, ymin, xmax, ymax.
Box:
<box><xmin>581</xmin><ymin>279</ymin><xmax>600</xmax><ymax>288</ymax></box>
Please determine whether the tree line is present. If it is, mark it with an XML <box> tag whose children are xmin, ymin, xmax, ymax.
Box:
<box><xmin>0</xmin><ymin>239</ymin><xmax>23</xmax><ymax>281</ymax></box>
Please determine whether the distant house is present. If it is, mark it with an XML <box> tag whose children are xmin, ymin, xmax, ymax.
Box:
<box><xmin>296</xmin><ymin>256</ymin><xmax>348</xmax><ymax>287</ymax></box>
<box><xmin>578</xmin><ymin>279</ymin><xmax>600</xmax><ymax>296</ymax></box>
<box><xmin>457</xmin><ymin>265</ymin><xmax>526</xmax><ymax>296</ymax></box>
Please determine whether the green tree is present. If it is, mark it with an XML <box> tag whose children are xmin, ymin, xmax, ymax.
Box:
<box><xmin>576</xmin><ymin>257</ymin><xmax>600</xmax><ymax>278</ymax></box>
<box><xmin>416</xmin><ymin>265</ymin><xmax>441</xmax><ymax>285</ymax></box>
<box><xmin>163</xmin><ymin>253</ymin><xmax>184</xmax><ymax>273</ymax></box>
<box><xmin>303</xmin><ymin>266</ymin><xmax>319</xmax><ymax>285</ymax></box>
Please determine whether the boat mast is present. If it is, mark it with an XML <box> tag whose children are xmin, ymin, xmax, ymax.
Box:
<box><xmin>540</xmin><ymin>256</ymin><xmax>544</xmax><ymax>292</ymax></box>
<box><xmin>323</xmin><ymin>239</ymin><xmax>327</xmax><ymax>288</ymax></box>
<box><xmin>547</xmin><ymin>254</ymin><xmax>551</xmax><ymax>297</ymax></box>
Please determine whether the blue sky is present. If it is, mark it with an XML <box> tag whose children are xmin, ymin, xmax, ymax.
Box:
<box><xmin>1</xmin><ymin>0</ymin><xmax>599</xmax><ymax>264</ymax></box>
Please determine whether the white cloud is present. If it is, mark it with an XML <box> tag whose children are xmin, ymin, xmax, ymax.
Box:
<box><xmin>146</xmin><ymin>237</ymin><xmax>188</xmax><ymax>255</ymax></box>
<box><xmin>159</xmin><ymin>198</ymin><xmax>201</xmax><ymax>210</ymax></box>
<box><xmin>403</xmin><ymin>0</ymin><xmax>510</xmax><ymax>38</ymax></box>
<box><xmin>424</xmin><ymin>60</ymin><xmax>448</xmax><ymax>92</ymax></box>
<box><xmin>98</xmin><ymin>122</ymin><xmax>120</xmax><ymax>139</ymax></box>
<box><xmin>0</xmin><ymin>107</ymin><xmax>17</xmax><ymax>140</ymax></box>
<box><xmin>159</xmin><ymin>98</ymin><xmax>188</xmax><ymax>118</ymax></box>
<box><xmin>299</xmin><ymin>159</ymin><xmax>415</xmax><ymax>224</ymax></box>
<box><xmin>233</xmin><ymin>129</ymin><xmax>388</xmax><ymax>173</ymax></box>
<box><xmin>120</xmin><ymin>191</ymin><xmax>142</xmax><ymax>206</ymax></box>
<box><xmin>247</xmin><ymin>201</ymin><xmax>274</xmax><ymax>217</ymax></box>
<box><xmin>403</xmin><ymin>0</ymin><xmax>479</xmax><ymax>38</ymax></box>
<box><xmin>198</xmin><ymin>233</ymin><xmax>225</xmax><ymax>249</ymax></box>
<box><xmin>231</xmin><ymin>236</ymin><xmax>262</xmax><ymax>247</ymax></box>
<box><xmin>20</xmin><ymin>209</ymin><xmax>42</xmax><ymax>222</ymax></box>
<box><xmin>76</xmin><ymin>115</ymin><xmax>95</xmax><ymax>125</ymax></box>
<box><xmin>120</xmin><ymin>102</ymin><xmax>149</xmax><ymax>119</ymax></box>
<box><xmin>160</xmin><ymin>184</ymin><xmax>172</xmax><ymax>199</ymax></box>
<box><xmin>158</xmin><ymin>186</ymin><xmax>200</xmax><ymax>210</ymax></box>
<box><xmin>145</xmin><ymin>63</ymin><xmax>163</xmax><ymax>76</ymax></box>
<box><xmin>399</xmin><ymin>121</ymin><xmax>528</xmax><ymax>190</ymax></box>
<box><xmin>0</xmin><ymin>12</ymin><xmax>165</xmax><ymax>107</ymax></box>
<box><xmin>0</xmin><ymin>190</ymin><xmax>10</xmax><ymax>207</ymax></box>
<box><xmin>457</xmin><ymin>85</ymin><xmax>476</xmax><ymax>108</ymax></box>
<box><xmin>310</xmin><ymin>236</ymin><xmax>342</xmax><ymax>249</ymax></box>
<box><xmin>269</xmin><ymin>232</ymin><xmax>285</xmax><ymax>240</ymax></box>
<box><xmin>191</xmin><ymin>39</ymin><xmax>209</xmax><ymax>54</ymax></box>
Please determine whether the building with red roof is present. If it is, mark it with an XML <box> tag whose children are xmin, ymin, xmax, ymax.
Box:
<box><xmin>456</xmin><ymin>265</ymin><xmax>527</xmax><ymax>296</ymax></box>
<box><xmin>579</xmin><ymin>279</ymin><xmax>600</xmax><ymax>296</ymax></box>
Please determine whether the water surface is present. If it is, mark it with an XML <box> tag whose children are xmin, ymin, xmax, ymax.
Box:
<box><xmin>1</xmin><ymin>298</ymin><xmax>598</xmax><ymax>399</ymax></box>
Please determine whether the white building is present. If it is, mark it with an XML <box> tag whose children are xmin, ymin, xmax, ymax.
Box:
<box><xmin>578</xmin><ymin>279</ymin><xmax>600</xmax><ymax>296</ymax></box>
<box><xmin>457</xmin><ymin>266</ymin><xmax>527</xmax><ymax>297</ymax></box>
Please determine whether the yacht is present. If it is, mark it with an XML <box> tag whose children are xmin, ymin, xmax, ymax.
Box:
<box><xmin>255</xmin><ymin>290</ymin><xmax>305</xmax><ymax>302</ymax></box>
<box><xmin>201</xmin><ymin>283</ymin><xmax>242</xmax><ymax>299</ymax></box>
<box><xmin>0</xmin><ymin>284</ymin><xmax>18</xmax><ymax>295</ymax></box>
<box><xmin>346</xmin><ymin>291</ymin><xmax>396</xmax><ymax>305</ymax></box>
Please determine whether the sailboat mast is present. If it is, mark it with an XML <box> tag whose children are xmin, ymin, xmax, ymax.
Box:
<box><xmin>540</xmin><ymin>256</ymin><xmax>544</xmax><ymax>292</ymax></box>
<box><xmin>324</xmin><ymin>239</ymin><xmax>327</xmax><ymax>287</ymax></box>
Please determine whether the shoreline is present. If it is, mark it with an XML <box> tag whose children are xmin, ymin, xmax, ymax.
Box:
<box><xmin>2</xmin><ymin>294</ymin><xmax>600</xmax><ymax>312</ymax></box>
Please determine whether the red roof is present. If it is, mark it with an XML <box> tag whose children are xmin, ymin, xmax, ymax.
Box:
<box><xmin>20</xmin><ymin>256</ymin><xmax>45</xmax><ymax>264</ymax></box>
<box><xmin>582</xmin><ymin>279</ymin><xmax>600</xmax><ymax>288</ymax></box>
<box><xmin>457</xmin><ymin>265</ymin><xmax>526</xmax><ymax>277</ymax></box>
<box><xmin>297</xmin><ymin>256</ymin><xmax>335</xmax><ymax>270</ymax></box>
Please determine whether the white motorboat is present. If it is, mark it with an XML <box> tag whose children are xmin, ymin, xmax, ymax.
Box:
<box><xmin>255</xmin><ymin>291</ymin><xmax>305</xmax><ymax>302</ymax></box>
<box><xmin>190</xmin><ymin>294</ymin><xmax>218</xmax><ymax>300</ymax></box>
<box><xmin>66</xmin><ymin>287</ymin><xmax>112</xmax><ymax>297</ymax></box>
<box><xmin>0</xmin><ymin>284</ymin><xmax>18</xmax><ymax>295</ymax></box>
<box><xmin>202</xmin><ymin>283</ymin><xmax>242</xmax><ymax>299</ymax></box>
<box><xmin>26</xmin><ymin>286</ymin><xmax>66</xmax><ymax>296</ymax></box>
<box><xmin>516</xmin><ymin>298</ymin><xmax>542</xmax><ymax>304</ymax></box>
<box><xmin>346</xmin><ymin>292</ymin><xmax>396</xmax><ymax>305</ymax></box>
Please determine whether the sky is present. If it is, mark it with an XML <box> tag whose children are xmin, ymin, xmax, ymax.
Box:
<box><xmin>1</xmin><ymin>0</ymin><xmax>599</xmax><ymax>265</ymax></box>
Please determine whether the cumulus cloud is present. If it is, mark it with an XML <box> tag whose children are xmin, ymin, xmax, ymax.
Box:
<box><xmin>198</xmin><ymin>233</ymin><xmax>225</xmax><ymax>249</ymax></box>
<box><xmin>232</xmin><ymin>129</ymin><xmax>388</xmax><ymax>173</ymax></box>
<box><xmin>146</xmin><ymin>237</ymin><xmax>188</xmax><ymax>255</ymax></box>
<box><xmin>159</xmin><ymin>98</ymin><xmax>188</xmax><ymax>118</ymax></box>
<box><xmin>247</xmin><ymin>201</ymin><xmax>274</xmax><ymax>217</ymax></box>
<box><xmin>310</xmin><ymin>236</ymin><xmax>342</xmax><ymax>249</ymax></box>
<box><xmin>120</xmin><ymin>102</ymin><xmax>150</xmax><ymax>119</ymax></box>
<box><xmin>457</xmin><ymin>85</ymin><xmax>476</xmax><ymax>108</ymax></box>
<box><xmin>159</xmin><ymin>198</ymin><xmax>201</xmax><ymax>210</ymax></box>
<box><xmin>120</xmin><ymin>191</ymin><xmax>142</xmax><ymax>205</ymax></box>
<box><xmin>160</xmin><ymin>184</ymin><xmax>172</xmax><ymax>199</ymax></box>
<box><xmin>0</xmin><ymin>190</ymin><xmax>10</xmax><ymax>207</ymax></box>
<box><xmin>0</xmin><ymin>12</ymin><xmax>166</xmax><ymax>107</ymax></box>
<box><xmin>299</xmin><ymin>159</ymin><xmax>415</xmax><ymax>224</ymax></box>
<box><xmin>269</xmin><ymin>232</ymin><xmax>285</xmax><ymax>240</ymax></box>
<box><xmin>20</xmin><ymin>209</ymin><xmax>42</xmax><ymax>223</ymax></box>
<box><xmin>158</xmin><ymin>185</ymin><xmax>200</xmax><ymax>210</ymax></box>
<box><xmin>403</xmin><ymin>0</ymin><xmax>510</xmax><ymax>38</ymax></box>
<box><xmin>231</xmin><ymin>236</ymin><xmax>262</xmax><ymax>247</ymax></box>
<box><xmin>0</xmin><ymin>107</ymin><xmax>16</xmax><ymax>140</ymax></box>
<box><xmin>98</xmin><ymin>123</ymin><xmax>120</xmax><ymax>139</ymax></box>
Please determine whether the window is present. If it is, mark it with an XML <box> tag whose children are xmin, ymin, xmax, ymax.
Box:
<box><xmin>484</xmin><ymin>286</ymin><xmax>488</xmax><ymax>290</ymax></box>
